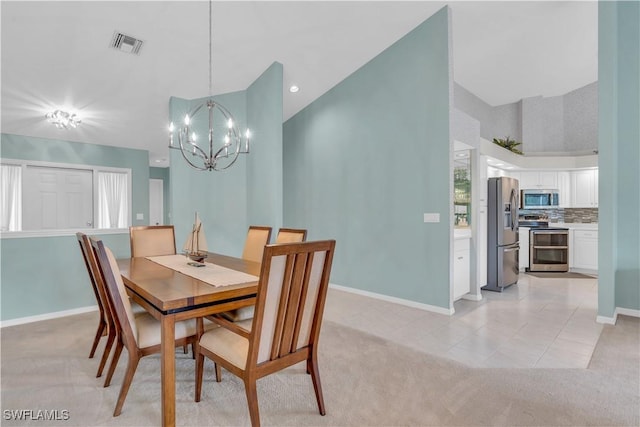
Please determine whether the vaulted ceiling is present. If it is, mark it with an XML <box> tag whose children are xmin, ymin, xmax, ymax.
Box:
<box><xmin>1</xmin><ymin>1</ymin><xmax>597</xmax><ymax>167</ymax></box>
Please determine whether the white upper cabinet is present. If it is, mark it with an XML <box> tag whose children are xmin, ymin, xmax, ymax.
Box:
<box><xmin>571</xmin><ymin>169</ymin><xmax>598</xmax><ymax>207</ymax></box>
<box><xmin>519</xmin><ymin>171</ymin><xmax>558</xmax><ymax>189</ymax></box>
<box><xmin>557</xmin><ymin>171</ymin><xmax>571</xmax><ymax>208</ymax></box>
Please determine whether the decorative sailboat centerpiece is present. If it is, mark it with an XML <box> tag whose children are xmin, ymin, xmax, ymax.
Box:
<box><xmin>183</xmin><ymin>212</ymin><xmax>208</xmax><ymax>263</ymax></box>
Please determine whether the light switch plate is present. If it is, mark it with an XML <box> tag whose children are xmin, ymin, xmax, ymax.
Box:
<box><xmin>136</xmin><ymin>213</ymin><xmax>144</xmax><ymax>220</ymax></box>
<box><xmin>423</xmin><ymin>213</ymin><xmax>440</xmax><ymax>223</ymax></box>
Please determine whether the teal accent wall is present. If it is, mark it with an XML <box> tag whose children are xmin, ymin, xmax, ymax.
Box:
<box><xmin>0</xmin><ymin>133</ymin><xmax>149</xmax><ymax>321</ymax></box>
<box><xmin>246</xmin><ymin>62</ymin><xmax>284</xmax><ymax>230</ymax></box>
<box><xmin>598</xmin><ymin>1</ymin><xmax>640</xmax><ymax>317</ymax></box>
<box><xmin>0</xmin><ymin>233</ymin><xmax>129</xmax><ymax>321</ymax></box>
<box><xmin>169</xmin><ymin>62</ymin><xmax>283</xmax><ymax>257</ymax></box>
<box><xmin>283</xmin><ymin>8</ymin><xmax>453</xmax><ymax>309</ymax></box>
<box><xmin>150</xmin><ymin>166</ymin><xmax>170</xmax><ymax>225</ymax></box>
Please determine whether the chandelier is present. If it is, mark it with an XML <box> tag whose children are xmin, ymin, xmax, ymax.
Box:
<box><xmin>168</xmin><ymin>0</ymin><xmax>250</xmax><ymax>171</ymax></box>
<box><xmin>46</xmin><ymin>110</ymin><xmax>81</xmax><ymax>129</ymax></box>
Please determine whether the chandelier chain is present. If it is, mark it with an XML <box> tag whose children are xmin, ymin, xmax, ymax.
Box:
<box><xmin>166</xmin><ymin>0</ymin><xmax>250</xmax><ymax>171</ymax></box>
<box><xmin>208</xmin><ymin>0</ymin><xmax>212</xmax><ymax>97</ymax></box>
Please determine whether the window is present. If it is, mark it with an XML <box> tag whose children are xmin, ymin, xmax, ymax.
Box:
<box><xmin>1</xmin><ymin>164</ymin><xmax>22</xmax><ymax>232</ymax></box>
<box><xmin>0</xmin><ymin>159</ymin><xmax>131</xmax><ymax>235</ymax></box>
<box><xmin>97</xmin><ymin>171</ymin><xmax>128</xmax><ymax>228</ymax></box>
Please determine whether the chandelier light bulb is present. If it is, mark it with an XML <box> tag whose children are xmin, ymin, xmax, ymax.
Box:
<box><xmin>227</xmin><ymin>118</ymin><xmax>233</xmax><ymax>129</ymax></box>
<box><xmin>169</xmin><ymin>122</ymin><xmax>175</xmax><ymax>132</ymax></box>
<box><xmin>184</xmin><ymin>114</ymin><xmax>190</xmax><ymax>125</ymax></box>
<box><xmin>246</xmin><ymin>129</ymin><xmax>251</xmax><ymax>139</ymax></box>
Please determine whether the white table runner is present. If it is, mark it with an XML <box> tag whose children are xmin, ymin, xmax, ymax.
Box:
<box><xmin>146</xmin><ymin>254</ymin><xmax>258</xmax><ymax>287</ymax></box>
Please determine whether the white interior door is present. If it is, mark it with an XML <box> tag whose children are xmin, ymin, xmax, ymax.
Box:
<box><xmin>23</xmin><ymin>166</ymin><xmax>93</xmax><ymax>230</ymax></box>
<box><xmin>149</xmin><ymin>179</ymin><xmax>164</xmax><ymax>225</ymax></box>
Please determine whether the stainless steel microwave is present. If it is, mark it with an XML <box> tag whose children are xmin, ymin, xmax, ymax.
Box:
<box><xmin>520</xmin><ymin>189</ymin><xmax>559</xmax><ymax>209</ymax></box>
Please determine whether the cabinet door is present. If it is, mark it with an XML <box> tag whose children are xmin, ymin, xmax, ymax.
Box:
<box><xmin>571</xmin><ymin>170</ymin><xmax>595</xmax><ymax>207</ymax></box>
<box><xmin>593</xmin><ymin>169</ymin><xmax>599</xmax><ymax>207</ymax></box>
<box><xmin>453</xmin><ymin>239</ymin><xmax>470</xmax><ymax>300</ymax></box>
<box><xmin>538</xmin><ymin>171</ymin><xmax>558</xmax><ymax>189</ymax></box>
<box><xmin>519</xmin><ymin>171</ymin><xmax>539</xmax><ymax>189</ymax></box>
<box><xmin>557</xmin><ymin>171</ymin><xmax>571</xmax><ymax>207</ymax></box>
<box><xmin>573</xmin><ymin>230</ymin><xmax>598</xmax><ymax>270</ymax></box>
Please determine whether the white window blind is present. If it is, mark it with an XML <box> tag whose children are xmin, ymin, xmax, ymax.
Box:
<box><xmin>1</xmin><ymin>164</ymin><xmax>22</xmax><ymax>231</ymax></box>
<box><xmin>98</xmin><ymin>171</ymin><xmax>128</xmax><ymax>229</ymax></box>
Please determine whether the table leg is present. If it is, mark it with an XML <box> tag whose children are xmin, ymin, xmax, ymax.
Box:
<box><xmin>161</xmin><ymin>315</ymin><xmax>176</xmax><ymax>427</ymax></box>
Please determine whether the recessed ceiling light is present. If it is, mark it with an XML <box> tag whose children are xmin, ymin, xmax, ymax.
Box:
<box><xmin>289</xmin><ymin>85</ymin><xmax>299</xmax><ymax>93</ymax></box>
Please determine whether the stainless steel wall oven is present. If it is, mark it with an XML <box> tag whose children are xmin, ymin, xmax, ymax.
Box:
<box><xmin>529</xmin><ymin>228</ymin><xmax>569</xmax><ymax>272</ymax></box>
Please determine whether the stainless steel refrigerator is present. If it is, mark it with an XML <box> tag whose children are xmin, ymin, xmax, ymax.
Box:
<box><xmin>484</xmin><ymin>177</ymin><xmax>519</xmax><ymax>292</ymax></box>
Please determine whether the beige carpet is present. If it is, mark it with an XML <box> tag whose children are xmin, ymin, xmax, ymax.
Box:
<box><xmin>1</xmin><ymin>312</ymin><xmax>638</xmax><ymax>426</ymax></box>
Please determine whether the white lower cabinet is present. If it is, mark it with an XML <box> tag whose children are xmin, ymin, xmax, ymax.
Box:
<box><xmin>571</xmin><ymin>229</ymin><xmax>598</xmax><ymax>270</ymax></box>
<box><xmin>453</xmin><ymin>238</ymin><xmax>471</xmax><ymax>301</ymax></box>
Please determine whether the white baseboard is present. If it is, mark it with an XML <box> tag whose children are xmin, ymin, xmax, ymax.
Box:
<box><xmin>0</xmin><ymin>305</ymin><xmax>98</xmax><ymax>328</ymax></box>
<box><xmin>329</xmin><ymin>283</ymin><xmax>454</xmax><ymax>316</ymax></box>
<box><xmin>461</xmin><ymin>293</ymin><xmax>483</xmax><ymax>301</ymax></box>
<box><xmin>596</xmin><ymin>314</ymin><xmax>617</xmax><ymax>325</ymax></box>
<box><xmin>596</xmin><ymin>307</ymin><xmax>640</xmax><ymax>325</ymax></box>
<box><xmin>616</xmin><ymin>307</ymin><xmax>640</xmax><ymax>318</ymax></box>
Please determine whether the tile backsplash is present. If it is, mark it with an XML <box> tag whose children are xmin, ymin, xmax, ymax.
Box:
<box><xmin>520</xmin><ymin>208</ymin><xmax>598</xmax><ymax>223</ymax></box>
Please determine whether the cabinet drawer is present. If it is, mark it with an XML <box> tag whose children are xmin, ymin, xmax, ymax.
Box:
<box><xmin>574</xmin><ymin>230</ymin><xmax>597</xmax><ymax>239</ymax></box>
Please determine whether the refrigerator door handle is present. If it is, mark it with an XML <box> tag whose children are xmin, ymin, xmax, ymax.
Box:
<box><xmin>510</xmin><ymin>188</ymin><xmax>518</xmax><ymax>231</ymax></box>
<box><xmin>504</xmin><ymin>246</ymin><xmax>519</xmax><ymax>253</ymax></box>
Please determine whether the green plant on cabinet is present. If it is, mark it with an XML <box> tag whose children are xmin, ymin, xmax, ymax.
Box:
<box><xmin>492</xmin><ymin>136</ymin><xmax>523</xmax><ymax>155</ymax></box>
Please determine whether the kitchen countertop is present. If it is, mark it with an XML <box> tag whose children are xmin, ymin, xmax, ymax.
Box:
<box><xmin>550</xmin><ymin>222</ymin><xmax>598</xmax><ymax>230</ymax></box>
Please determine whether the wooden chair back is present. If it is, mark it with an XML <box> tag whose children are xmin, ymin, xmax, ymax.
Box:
<box><xmin>76</xmin><ymin>232</ymin><xmax>107</xmax><ymax>325</ymax></box>
<box><xmin>129</xmin><ymin>225</ymin><xmax>176</xmax><ymax>257</ymax></box>
<box><xmin>275</xmin><ymin>228</ymin><xmax>307</xmax><ymax>244</ymax></box>
<box><xmin>91</xmin><ymin>238</ymin><xmax>140</xmax><ymax>353</ymax></box>
<box><xmin>241</xmin><ymin>226</ymin><xmax>272</xmax><ymax>263</ymax></box>
<box><xmin>250</xmin><ymin>240</ymin><xmax>335</xmax><ymax>367</ymax></box>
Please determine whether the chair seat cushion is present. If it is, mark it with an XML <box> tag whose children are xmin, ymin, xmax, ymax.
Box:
<box><xmin>199</xmin><ymin>325</ymin><xmax>249</xmax><ymax>370</ymax></box>
<box><xmin>135</xmin><ymin>314</ymin><xmax>197</xmax><ymax>349</ymax></box>
<box><xmin>220</xmin><ymin>305</ymin><xmax>255</xmax><ymax>322</ymax></box>
<box><xmin>130</xmin><ymin>300</ymin><xmax>147</xmax><ymax>316</ymax></box>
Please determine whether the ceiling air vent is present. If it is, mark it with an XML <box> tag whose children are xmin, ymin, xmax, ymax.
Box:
<box><xmin>110</xmin><ymin>31</ymin><xmax>143</xmax><ymax>55</ymax></box>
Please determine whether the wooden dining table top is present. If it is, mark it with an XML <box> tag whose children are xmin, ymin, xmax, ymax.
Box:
<box><xmin>116</xmin><ymin>252</ymin><xmax>261</xmax><ymax>313</ymax></box>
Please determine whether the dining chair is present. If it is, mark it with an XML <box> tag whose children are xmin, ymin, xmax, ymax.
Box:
<box><xmin>275</xmin><ymin>227</ymin><xmax>307</xmax><ymax>244</ymax></box>
<box><xmin>79</xmin><ymin>233</ymin><xmax>153</xmax><ymax>380</ymax></box>
<box><xmin>195</xmin><ymin>239</ymin><xmax>336</xmax><ymax>427</ymax></box>
<box><xmin>218</xmin><ymin>226</ymin><xmax>273</xmax><ymax>323</ymax></box>
<box><xmin>91</xmin><ymin>237</ymin><xmax>201</xmax><ymax>416</ymax></box>
<box><xmin>220</xmin><ymin>228</ymin><xmax>307</xmax><ymax>323</ymax></box>
<box><xmin>76</xmin><ymin>233</ymin><xmax>112</xmax><ymax>364</ymax></box>
<box><xmin>241</xmin><ymin>226</ymin><xmax>272</xmax><ymax>263</ymax></box>
<box><xmin>129</xmin><ymin>225</ymin><xmax>176</xmax><ymax>258</ymax></box>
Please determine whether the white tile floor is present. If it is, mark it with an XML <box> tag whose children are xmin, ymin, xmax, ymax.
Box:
<box><xmin>324</xmin><ymin>273</ymin><xmax>603</xmax><ymax>368</ymax></box>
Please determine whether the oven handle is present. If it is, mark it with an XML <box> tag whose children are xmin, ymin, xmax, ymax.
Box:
<box><xmin>531</xmin><ymin>230</ymin><xmax>568</xmax><ymax>235</ymax></box>
<box><xmin>532</xmin><ymin>245</ymin><xmax>568</xmax><ymax>249</ymax></box>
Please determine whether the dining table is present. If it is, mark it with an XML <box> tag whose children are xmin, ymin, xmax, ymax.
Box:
<box><xmin>116</xmin><ymin>252</ymin><xmax>261</xmax><ymax>427</ymax></box>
